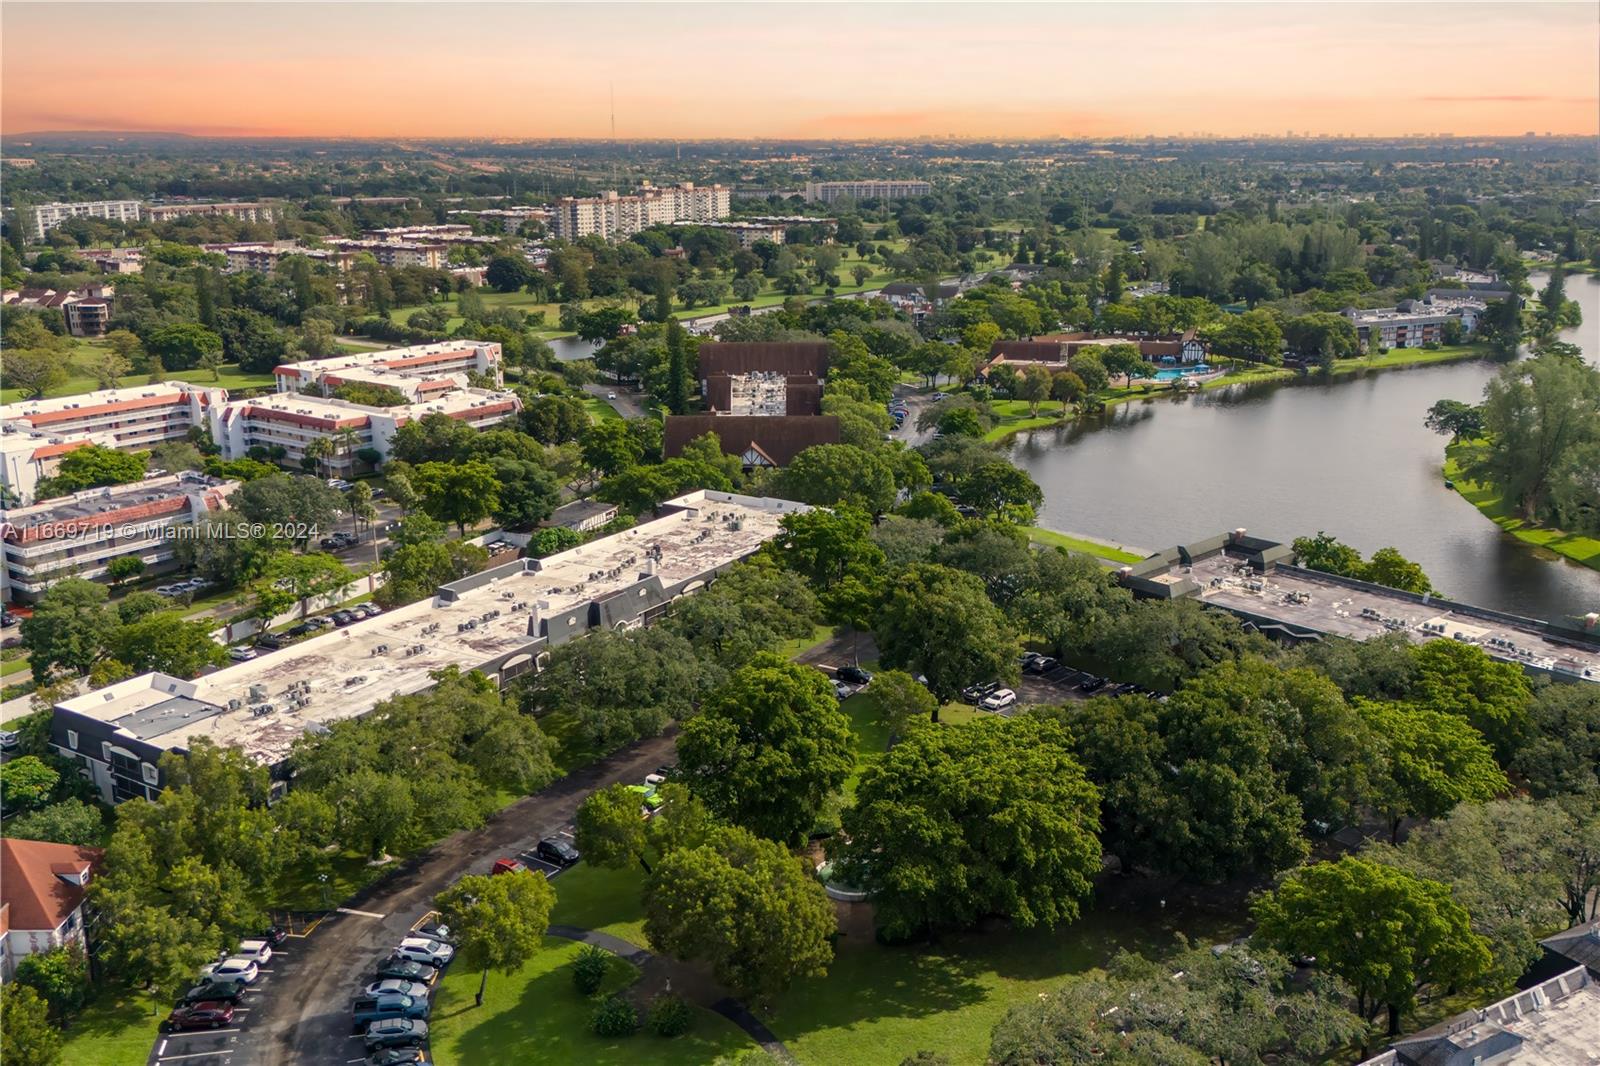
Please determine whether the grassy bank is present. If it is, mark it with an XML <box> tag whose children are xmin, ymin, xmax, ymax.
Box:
<box><xmin>1327</xmin><ymin>343</ymin><xmax>1487</xmax><ymax>376</ymax></box>
<box><xmin>1444</xmin><ymin>442</ymin><xmax>1600</xmax><ymax>572</ymax></box>
<box><xmin>0</xmin><ymin>338</ymin><xmax>277</xmax><ymax>404</ymax></box>
<box><xmin>1024</xmin><ymin>526</ymin><xmax>1145</xmax><ymax>564</ymax></box>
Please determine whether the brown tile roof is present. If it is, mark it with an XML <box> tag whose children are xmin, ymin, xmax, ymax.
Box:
<box><xmin>20</xmin><ymin>392</ymin><xmax>188</xmax><ymax>427</ymax></box>
<box><xmin>0</xmin><ymin>838</ymin><xmax>101</xmax><ymax>933</ymax></box>
<box><xmin>989</xmin><ymin>340</ymin><xmax>1064</xmax><ymax>362</ymax></box>
<box><xmin>696</xmin><ymin>342</ymin><xmax>832</xmax><ymax>379</ymax></box>
<box><xmin>663</xmin><ymin>415</ymin><xmax>841</xmax><ymax>467</ymax></box>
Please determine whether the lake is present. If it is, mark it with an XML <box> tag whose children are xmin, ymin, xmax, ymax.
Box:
<box><xmin>1011</xmin><ymin>272</ymin><xmax>1600</xmax><ymax>620</ymax></box>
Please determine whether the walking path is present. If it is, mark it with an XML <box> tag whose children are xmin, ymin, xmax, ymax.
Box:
<box><xmin>547</xmin><ymin>924</ymin><xmax>797</xmax><ymax>1063</ymax></box>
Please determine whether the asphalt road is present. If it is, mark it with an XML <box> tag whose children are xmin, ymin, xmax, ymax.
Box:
<box><xmin>198</xmin><ymin>728</ymin><xmax>681</xmax><ymax>1066</ymax></box>
<box><xmin>582</xmin><ymin>382</ymin><xmax>645</xmax><ymax>420</ymax></box>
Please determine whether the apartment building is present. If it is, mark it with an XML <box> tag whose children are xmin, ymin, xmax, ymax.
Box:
<box><xmin>27</xmin><ymin>200</ymin><xmax>142</xmax><ymax>240</ymax></box>
<box><xmin>803</xmin><ymin>180</ymin><xmax>931</xmax><ymax>203</ymax></box>
<box><xmin>695</xmin><ymin>221</ymin><xmax>791</xmax><ymax>248</ymax></box>
<box><xmin>272</xmin><ymin>341</ymin><xmax>504</xmax><ymax>394</ymax></box>
<box><xmin>143</xmin><ymin>201</ymin><xmax>278</xmax><ymax>224</ymax></box>
<box><xmin>1343</xmin><ymin>294</ymin><xmax>1488</xmax><ymax>350</ymax></box>
<box><xmin>0</xmin><ymin>839</ymin><xmax>102</xmax><ymax>982</ymax></box>
<box><xmin>456</xmin><ymin>207</ymin><xmax>552</xmax><ymax>233</ymax></box>
<box><xmin>0</xmin><ymin>424</ymin><xmax>116</xmax><ymax>507</ymax></box>
<box><xmin>1</xmin><ymin>472</ymin><xmax>238</xmax><ymax>604</ymax></box>
<box><xmin>208</xmin><ymin>387</ymin><xmax>520</xmax><ymax>473</ymax></box>
<box><xmin>223</xmin><ymin>243</ymin><xmax>358</xmax><ymax>274</ymax></box>
<box><xmin>2</xmin><ymin>284</ymin><xmax>116</xmax><ymax>336</ymax></box>
<box><xmin>0</xmin><ymin>382</ymin><xmax>223</xmax><ymax>460</ymax></box>
<box><xmin>322</xmin><ymin>238</ymin><xmax>448</xmax><ymax>269</ymax></box>
<box><xmin>49</xmin><ymin>489</ymin><xmax>807</xmax><ymax>802</ymax></box>
<box><xmin>548</xmin><ymin>182</ymin><xmax>731</xmax><ymax>240</ymax></box>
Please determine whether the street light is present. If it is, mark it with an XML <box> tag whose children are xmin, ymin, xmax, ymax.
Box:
<box><xmin>318</xmin><ymin>872</ymin><xmax>330</xmax><ymax>910</ymax></box>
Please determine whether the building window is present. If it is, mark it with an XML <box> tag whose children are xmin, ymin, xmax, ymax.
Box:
<box><xmin>66</xmin><ymin>730</ymin><xmax>78</xmax><ymax>750</ymax></box>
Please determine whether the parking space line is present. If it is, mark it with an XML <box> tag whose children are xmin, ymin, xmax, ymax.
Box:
<box><xmin>338</xmin><ymin>907</ymin><xmax>387</xmax><ymax>919</ymax></box>
<box><xmin>160</xmin><ymin>1027</ymin><xmax>243</xmax><ymax>1039</ymax></box>
<box><xmin>156</xmin><ymin>1053</ymin><xmax>234</xmax><ymax>1062</ymax></box>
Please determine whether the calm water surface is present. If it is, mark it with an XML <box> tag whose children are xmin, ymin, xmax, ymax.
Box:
<box><xmin>1011</xmin><ymin>273</ymin><xmax>1600</xmax><ymax>620</ymax></box>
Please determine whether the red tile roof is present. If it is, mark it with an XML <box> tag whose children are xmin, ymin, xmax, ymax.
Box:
<box><xmin>20</xmin><ymin>393</ymin><xmax>187</xmax><ymax>427</ymax></box>
<box><xmin>0</xmin><ymin>839</ymin><xmax>102</xmax><ymax>933</ymax></box>
<box><xmin>13</xmin><ymin>495</ymin><xmax>191</xmax><ymax>543</ymax></box>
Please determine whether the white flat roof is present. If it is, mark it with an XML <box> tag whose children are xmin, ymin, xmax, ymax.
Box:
<box><xmin>56</xmin><ymin>491</ymin><xmax>808</xmax><ymax>766</ymax></box>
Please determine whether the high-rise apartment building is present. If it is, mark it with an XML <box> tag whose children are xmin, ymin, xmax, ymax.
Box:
<box><xmin>27</xmin><ymin>201</ymin><xmax>142</xmax><ymax>239</ymax></box>
<box><xmin>803</xmin><ymin>180</ymin><xmax>931</xmax><ymax>203</ymax></box>
<box><xmin>548</xmin><ymin>183</ymin><xmax>731</xmax><ymax>240</ymax></box>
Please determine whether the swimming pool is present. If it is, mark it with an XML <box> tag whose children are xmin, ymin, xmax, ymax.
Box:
<box><xmin>1152</xmin><ymin>365</ymin><xmax>1211</xmax><ymax>382</ymax></box>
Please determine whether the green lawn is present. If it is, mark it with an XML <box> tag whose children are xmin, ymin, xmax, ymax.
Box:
<box><xmin>0</xmin><ymin>338</ymin><xmax>277</xmax><ymax>403</ymax></box>
<box><xmin>1327</xmin><ymin>343</ymin><xmax>1486</xmax><ymax>375</ymax></box>
<box><xmin>269</xmin><ymin>848</ymin><xmax>399</xmax><ymax>913</ymax></box>
<box><xmin>1024</xmin><ymin>526</ymin><xmax>1145</xmax><ymax>564</ymax></box>
<box><xmin>1445</xmin><ymin>442</ymin><xmax>1600</xmax><ymax>572</ymax></box>
<box><xmin>550</xmin><ymin>862</ymin><xmax>651</xmax><ymax>948</ymax></box>
<box><xmin>583</xmin><ymin>396</ymin><xmax>622</xmax><ymax>423</ymax></box>
<box><xmin>58</xmin><ymin>989</ymin><xmax>164</xmax><ymax>1066</ymax></box>
<box><xmin>429</xmin><ymin>936</ymin><xmax>757</xmax><ymax>1066</ymax></box>
<box><xmin>772</xmin><ymin>622</ymin><xmax>836</xmax><ymax>661</ymax></box>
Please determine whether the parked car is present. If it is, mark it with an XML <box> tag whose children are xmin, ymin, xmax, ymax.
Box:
<box><xmin>368</xmin><ymin>1049</ymin><xmax>428</xmax><ymax>1066</ymax></box>
<box><xmin>332</xmin><ymin>610</ymin><xmax>357</xmax><ymax>627</ymax></box>
<box><xmin>373</xmin><ymin>959</ymin><xmax>438</xmax><ymax>987</ymax></box>
<box><xmin>960</xmin><ymin>680</ymin><xmax>1002</xmax><ymax>704</ymax></box>
<box><xmin>363</xmin><ymin>1018</ymin><xmax>429</xmax><ymax>1051</ymax></box>
<box><xmin>625</xmin><ymin>784</ymin><xmax>664</xmax><ymax>813</ymax></box>
<box><xmin>198</xmin><ymin>957</ymin><xmax>259</xmax><ymax>986</ymax></box>
<box><xmin>163</xmin><ymin>1001</ymin><xmax>235</xmax><ymax>1032</ymax></box>
<box><xmin>836</xmin><ymin>665</ymin><xmax>873</xmax><ymax>686</ymax></box>
<box><xmin>980</xmin><ymin>688</ymin><xmax>1018</xmax><ymax>711</ymax></box>
<box><xmin>1078</xmin><ymin>675</ymin><xmax>1107</xmax><ymax>692</ymax></box>
<box><xmin>1019</xmin><ymin>652</ymin><xmax>1044</xmax><ymax>671</ymax></box>
<box><xmin>1028</xmin><ymin>656</ymin><xmax>1060</xmax><ymax>674</ymax></box>
<box><xmin>353</xmin><ymin>995</ymin><xmax>430</xmax><ymax>1031</ymax></box>
<box><xmin>0</xmin><ymin>730</ymin><xmax>19</xmax><ymax>751</ymax></box>
<box><xmin>362</xmin><ymin>979</ymin><xmax>431</xmax><ymax>1000</ymax></box>
<box><xmin>491</xmin><ymin>857</ymin><xmax>527</xmax><ymax>876</ymax></box>
<box><xmin>234</xmin><ymin>938</ymin><xmax>273</xmax><ymax>965</ymax></box>
<box><xmin>255</xmin><ymin>633</ymin><xmax>286</xmax><ymax>650</ymax></box>
<box><xmin>180</xmin><ymin>981</ymin><xmax>244</xmax><ymax>1006</ymax></box>
<box><xmin>287</xmin><ymin>622</ymin><xmax>315</xmax><ymax>638</ymax></box>
<box><xmin>259</xmin><ymin>924</ymin><xmax>289</xmax><ymax>946</ymax></box>
<box><xmin>0</xmin><ymin>610</ymin><xmax>17</xmax><ymax>627</ymax></box>
<box><xmin>536</xmin><ymin>838</ymin><xmax>580</xmax><ymax>867</ymax></box>
<box><xmin>156</xmin><ymin>584</ymin><xmax>187</xmax><ymax>597</ymax></box>
<box><xmin>228</xmin><ymin>646</ymin><xmax>258</xmax><ymax>662</ymax></box>
<box><xmin>392</xmin><ymin>938</ymin><xmax>453</xmax><ymax>968</ymax></box>
<box><xmin>832</xmin><ymin>680</ymin><xmax>853</xmax><ymax>701</ymax></box>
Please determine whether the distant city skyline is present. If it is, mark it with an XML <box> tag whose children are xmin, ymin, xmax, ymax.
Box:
<box><xmin>3</xmin><ymin>2</ymin><xmax>1596</xmax><ymax>140</ymax></box>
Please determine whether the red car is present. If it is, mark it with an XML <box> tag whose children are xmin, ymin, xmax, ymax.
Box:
<box><xmin>491</xmin><ymin>858</ymin><xmax>527</xmax><ymax>876</ymax></box>
<box><xmin>164</xmin><ymin>1001</ymin><xmax>236</xmax><ymax>1031</ymax></box>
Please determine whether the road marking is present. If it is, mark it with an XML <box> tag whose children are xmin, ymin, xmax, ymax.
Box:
<box><xmin>338</xmin><ymin>907</ymin><xmax>387</xmax><ymax>919</ymax></box>
<box><xmin>157</xmin><ymin>1039</ymin><xmax>168</xmax><ymax>1056</ymax></box>
<box><xmin>157</xmin><ymin>1053</ymin><xmax>234</xmax><ymax>1062</ymax></box>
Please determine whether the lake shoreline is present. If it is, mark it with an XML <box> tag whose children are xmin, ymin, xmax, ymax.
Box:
<box><xmin>1443</xmin><ymin>442</ymin><xmax>1600</xmax><ymax>575</ymax></box>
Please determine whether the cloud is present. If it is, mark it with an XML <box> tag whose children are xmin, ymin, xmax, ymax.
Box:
<box><xmin>1417</xmin><ymin>94</ymin><xmax>1552</xmax><ymax>103</ymax></box>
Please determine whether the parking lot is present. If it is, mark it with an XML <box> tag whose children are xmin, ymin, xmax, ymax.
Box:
<box><xmin>146</xmin><ymin>944</ymin><xmax>299</xmax><ymax>1066</ymax></box>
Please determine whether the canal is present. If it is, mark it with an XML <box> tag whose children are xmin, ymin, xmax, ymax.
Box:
<box><xmin>1011</xmin><ymin>272</ymin><xmax>1600</xmax><ymax>620</ymax></box>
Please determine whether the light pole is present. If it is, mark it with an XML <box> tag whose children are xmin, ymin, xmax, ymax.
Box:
<box><xmin>318</xmin><ymin>873</ymin><xmax>330</xmax><ymax>911</ymax></box>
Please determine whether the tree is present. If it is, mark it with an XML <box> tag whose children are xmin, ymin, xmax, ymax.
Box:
<box><xmin>956</xmin><ymin>460</ymin><xmax>1043</xmax><ymax>518</ymax></box>
<box><xmin>1016</xmin><ymin>364</ymin><xmax>1052</xmax><ymax>415</ymax></box>
<box><xmin>1362</xmin><ymin>547</ymin><xmax>1433</xmax><ymax>595</ymax></box>
<box><xmin>413</xmin><ymin>459</ymin><xmax>501</xmax><ymax>534</ymax></box>
<box><xmin>33</xmin><ymin>443</ymin><xmax>147</xmax><ymax>497</ymax></box>
<box><xmin>522</xmin><ymin>626</ymin><xmax>706</xmax><ymax>752</ymax></box>
<box><xmin>773</xmin><ymin>506</ymin><xmax>884</xmax><ymax>590</ymax></box>
<box><xmin>145</xmin><ymin>322</ymin><xmax>223</xmax><ymax>371</ymax></box>
<box><xmin>580</xmin><ymin>419</ymin><xmax>644</xmax><ymax>479</ymax></box>
<box><xmin>1356</xmin><ymin>699</ymin><xmax>1508</xmax><ymax>841</ymax></box>
<box><xmin>2</xmin><ymin>349</ymin><xmax>69</xmax><ymax>399</ymax></box>
<box><xmin>20</xmin><ymin>578</ymin><xmax>116</xmax><ymax>682</ymax></box>
<box><xmin>836</xmin><ymin>717</ymin><xmax>1101</xmax><ymax>941</ymax></box>
<box><xmin>1368</xmin><ymin>797</ymin><xmax>1590</xmax><ymax>986</ymax></box>
<box><xmin>485</xmin><ymin>456</ymin><xmax>559</xmax><ymax>530</ymax></box>
<box><xmin>575</xmin><ymin>783</ymin><xmax>653</xmax><ymax>873</ymax></box>
<box><xmin>575</xmin><ymin>306</ymin><xmax>638</xmax><ymax>343</ymax></box>
<box><xmin>1</xmin><ymin>985</ymin><xmax>62</xmax><ymax>1066</ymax></box>
<box><xmin>485</xmin><ymin>255</ymin><xmax>531</xmax><ymax>293</ymax></box>
<box><xmin>1050</xmin><ymin>370</ymin><xmax>1084</xmax><ymax>414</ymax></box>
<box><xmin>107</xmin><ymin>612</ymin><xmax>229</xmax><ymax>678</ymax></box>
<box><xmin>773</xmin><ymin>444</ymin><xmax>897</xmax><ymax>513</ymax></box>
<box><xmin>252</xmin><ymin>551</ymin><xmax>353</xmax><ymax>621</ymax></box>
<box><xmin>1408</xmin><ymin>639</ymin><xmax>1531</xmax><ymax>764</ymax></box>
<box><xmin>520</xmin><ymin>394</ymin><xmax>589</xmax><ymax>445</ymax></box>
<box><xmin>1069</xmin><ymin>349</ymin><xmax>1109</xmax><ymax>394</ymax></box>
<box><xmin>1512</xmin><ymin>683</ymin><xmax>1600</xmax><ymax>798</ymax></box>
<box><xmin>1423</xmin><ymin>399</ymin><xmax>1484</xmax><ymax>442</ymax></box>
<box><xmin>1</xmin><ymin>756</ymin><xmax>60</xmax><ymax>815</ymax></box>
<box><xmin>6</xmin><ymin>799</ymin><xmax>104</xmax><ymax>846</ymax></box>
<box><xmin>232</xmin><ymin>475</ymin><xmax>345</xmax><ymax>548</ymax></box>
<box><xmin>864</xmin><ymin>669</ymin><xmax>938</xmax><ymax>739</ymax></box>
<box><xmin>664</xmin><ymin>318</ymin><xmax>694</xmax><ymax>415</ymax></box>
<box><xmin>875</xmin><ymin>563</ymin><xmax>1019</xmax><ymax>705</ymax></box>
<box><xmin>1098</xmin><ymin>343</ymin><xmax>1145</xmax><ymax>387</ymax></box>
<box><xmin>1252</xmin><ymin>856</ymin><xmax>1492</xmax><ymax>1034</ymax></box>
<box><xmin>14</xmin><ymin>944</ymin><xmax>90</xmax><ymax>1020</ymax></box>
<box><xmin>435</xmin><ymin>870</ymin><xmax>555</xmax><ymax>1005</ymax></box>
<box><xmin>677</xmin><ymin>652</ymin><xmax>854</xmax><ymax>843</ymax></box>
<box><xmin>1210</xmin><ymin>308</ymin><xmax>1284</xmax><ymax>364</ymax></box>
<box><xmin>643</xmin><ymin>824</ymin><xmax>835</xmax><ymax>1000</ymax></box>
<box><xmin>89</xmin><ymin>346</ymin><xmax>133</xmax><ymax>390</ymax></box>
<box><xmin>1472</xmin><ymin>353</ymin><xmax>1600</xmax><ymax>522</ymax></box>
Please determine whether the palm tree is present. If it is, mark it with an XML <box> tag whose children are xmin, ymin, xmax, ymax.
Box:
<box><xmin>333</xmin><ymin>427</ymin><xmax>361</xmax><ymax>476</ymax></box>
<box><xmin>302</xmin><ymin>437</ymin><xmax>335</xmax><ymax>479</ymax></box>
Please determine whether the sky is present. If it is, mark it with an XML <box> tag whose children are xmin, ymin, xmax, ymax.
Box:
<box><xmin>3</xmin><ymin>2</ymin><xmax>1597</xmax><ymax>140</ymax></box>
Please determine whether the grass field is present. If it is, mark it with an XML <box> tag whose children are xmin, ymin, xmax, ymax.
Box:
<box><xmin>1024</xmin><ymin>526</ymin><xmax>1145</xmax><ymax>564</ymax></box>
<box><xmin>1327</xmin><ymin>343</ymin><xmax>1486</xmax><ymax>375</ymax></box>
<box><xmin>1444</xmin><ymin>442</ymin><xmax>1600</xmax><ymax>572</ymax></box>
<box><xmin>58</xmin><ymin>990</ymin><xmax>164</xmax><ymax>1066</ymax></box>
<box><xmin>549</xmin><ymin>862</ymin><xmax>651</xmax><ymax>948</ymax></box>
<box><xmin>0</xmin><ymin>338</ymin><xmax>278</xmax><ymax>403</ymax></box>
<box><xmin>429</xmin><ymin>936</ymin><xmax>757</xmax><ymax>1066</ymax></box>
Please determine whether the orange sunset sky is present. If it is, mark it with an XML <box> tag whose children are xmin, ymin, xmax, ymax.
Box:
<box><xmin>3</xmin><ymin>2</ymin><xmax>1597</xmax><ymax>140</ymax></box>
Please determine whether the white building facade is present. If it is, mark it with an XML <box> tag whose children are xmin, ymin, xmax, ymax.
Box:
<box><xmin>27</xmin><ymin>200</ymin><xmax>142</xmax><ymax>239</ymax></box>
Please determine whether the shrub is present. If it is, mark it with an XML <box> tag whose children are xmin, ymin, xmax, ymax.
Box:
<box><xmin>590</xmin><ymin>993</ymin><xmax>638</xmax><ymax>1037</ymax></box>
<box><xmin>647</xmin><ymin>993</ymin><xmax>693</xmax><ymax>1037</ymax></box>
<box><xmin>571</xmin><ymin>944</ymin><xmax>609</xmax><ymax>995</ymax></box>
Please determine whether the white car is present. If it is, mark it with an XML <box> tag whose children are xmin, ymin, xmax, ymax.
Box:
<box><xmin>980</xmin><ymin>688</ymin><xmax>1018</xmax><ymax>711</ymax></box>
<box><xmin>199</xmin><ymin>957</ymin><xmax>260</xmax><ymax>986</ymax></box>
<box><xmin>235</xmin><ymin>938</ymin><xmax>273</xmax><ymax>965</ymax></box>
<box><xmin>363</xmin><ymin>978</ymin><xmax>431</xmax><ymax>1000</ymax></box>
<box><xmin>393</xmin><ymin>938</ymin><xmax>454</xmax><ymax>968</ymax></box>
<box><xmin>606</xmin><ymin>392</ymin><xmax>617</xmax><ymax>400</ymax></box>
<box><xmin>0</xmin><ymin>730</ymin><xmax>19</xmax><ymax>750</ymax></box>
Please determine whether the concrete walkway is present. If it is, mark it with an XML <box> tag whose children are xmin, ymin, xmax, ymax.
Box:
<box><xmin>547</xmin><ymin>924</ymin><xmax>797</xmax><ymax>1064</ymax></box>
